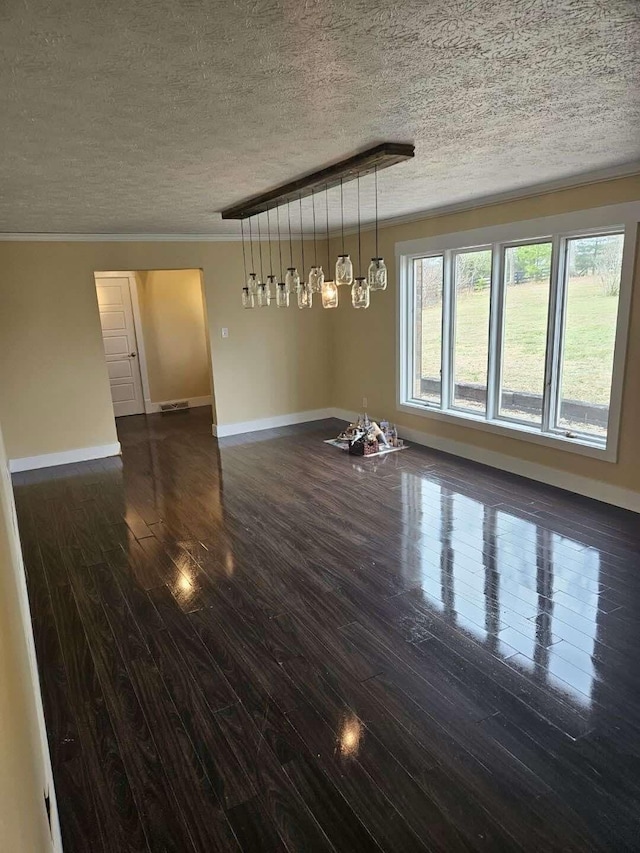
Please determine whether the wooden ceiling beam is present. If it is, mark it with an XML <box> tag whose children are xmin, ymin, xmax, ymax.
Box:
<box><xmin>220</xmin><ymin>142</ymin><xmax>414</xmax><ymax>220</ymax></box>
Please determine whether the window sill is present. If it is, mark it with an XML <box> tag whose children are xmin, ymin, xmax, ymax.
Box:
<box><xmin>398</xmin><ymin>400</ymin><xmax>616</xmax><ymax>462</ymax></box>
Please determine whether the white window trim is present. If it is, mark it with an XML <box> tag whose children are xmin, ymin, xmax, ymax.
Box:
<box><xmin>396</xmin><ymin>202</ymin><xmax>640</xmax><ymax>463</ymax></box>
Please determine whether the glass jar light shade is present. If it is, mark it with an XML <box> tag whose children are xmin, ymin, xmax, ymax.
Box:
<box><xmin>297</xmin><ymin>281</ymin><xmax>313</xmax><ymax>309</ymax></box>
<box><xmin>367</xmin><ymin>257</ymin><xmax>388</xmax><ymax>291</ymax></box>
<box><xmin>242</xmin><ymin>286</ymin><xmax>255</xmax><ymax>309</ymax></box>
<box><xmin>276</xmin><ymin>282</ymin><xmax>289</xmax><ymax>308</ymax></box>
<box><xmin>308</xmin><ymin>266</ymin><xmax>320</xmax><ymax>292</ymax></box>
<box><xmin>247</xmin><ymin>272</ymin><xmax>259</xmax><ymax>294</ymax></box>
<box><xmin>256</xmin><ymin>282</ymin><xmax>271</xmax><ymax>308</ymax></box>
<box><xmin>266</xmin><ymin>274</ymin><xmax>277</xmax><ymax>296</ymax></box>
<box><xmin>321</xmin><ymin>280</ymin><xmax>338</xmax><ymax>309</ymax></box>
<box><xmin>335</xmin><ymin>254</ymin><xmax>354</xmax><ymax>286</ymax></box>
<box><xmin>351</xmin><ymin>276</ymin><xmax>370</xmax><ymax>309</ymax></box>
<box><xmin>285</xmin><ymin>267</ymin><xmax>300</xmax><ymax>294</ymax></box>
<box><xmin>316</xmin><ymin>265</ymin><xmax>325</xmax><ymax>291</ymax></box>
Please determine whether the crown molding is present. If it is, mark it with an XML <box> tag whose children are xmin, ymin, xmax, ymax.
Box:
<box><xmin>1</xmin><ymin>160</ymin><xmax>638</xmax><ymax>242</ymax></box>
<box><xmin>0</xmin><ymin>232</ymin><xmax>245</xmax><ymax>242</ymax></box>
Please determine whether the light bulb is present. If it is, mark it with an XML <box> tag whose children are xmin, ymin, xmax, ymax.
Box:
<box><xmin>322</xmin><ymin>280</ymin><xmax>338</xmax><ymax>309</ymax></box>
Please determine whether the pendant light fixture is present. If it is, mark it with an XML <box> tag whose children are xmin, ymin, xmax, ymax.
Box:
<box><xmin>275</xmin><ymin>206</ymin><xmax>289</xmax><ymax>307</ymax></box>
<box><xmin>335</xmin><ymin>178</ymin><xmax>354</xmax><ymax>286</ymax></box>
<box><xmin>308</xmin><ymin>192</ymin><xmax>320</xmax><ymax>292</ymax></box>
<box><xmin>321</xmin><ymin>184</ymin><xmax>338</xmax><ymax>309</ymax></box>
<box><xmin>368</xmin><ymin>165</ymin><xmax>387</xmax><ymax>291</ymax></box>
<box><xmin>297</xmin><ymin>195</ymin><xmax>312</xmax><ymax>309</ymax></box>
<box><xmin>247</xmin><ymin>216</ymin><xmax>258</xmax><ymax>295</ymax></box>
<box><xmin>265</xmin><ymin>208</ymin><xmax>277</xmax><ymax>302</ymax></box>
<box><xmin>352</xmin><ymin>173</ymin><xmax>370</xmax><ymax>309</ymax></box>
<box><xmin>256</xmin><ymin>214</ymin><xmax>270</xmax><ymax>307</ymax></box>
<box><xmin>284</xmin><ymin>201</ymin><xmax>300</xmax><ymax>295</ymax></box>
<box><xmin>240</xmin><ymin>219</ymin><xmax>255</xmax><ymax>308</ymax></box>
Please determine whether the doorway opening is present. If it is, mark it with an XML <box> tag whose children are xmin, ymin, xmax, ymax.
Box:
<box><xmin>94</xmin><ymin>269</ymin><xmax>213</xmax><ymax>419</ymax></box>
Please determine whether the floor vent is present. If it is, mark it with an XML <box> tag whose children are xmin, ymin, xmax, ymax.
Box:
<box><xmin>159</xmin><ymin>401</ymin><xmax>189</xmax><ymax>412</ymax></box>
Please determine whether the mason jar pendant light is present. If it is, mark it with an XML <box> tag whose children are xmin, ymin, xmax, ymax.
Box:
<box><xmin>309</xmin><ymin>192</ymin><xmax>324</xmax><ymax>292</ymax></box>
<box><xmin>368</xmin><ymin>165</ymin><xmax>388</xmax><ymax>291</ymax></box>
<box><xmin>255</xmin><ymin>214</ymin><xmax>270</xmax><ymax>307</ymax></box>
<box><xmin>248</xmin><ymin>216</ymin><xmax>259</xmax><ymax>293</ymax></box>
<box><xmin>284</xmin><ymin>200</ymin><xmax>300</xmax><ymax>295</ymax></box>
<box><xmin>275</xmin><ymin>207</ymin><xmax>289</xmax><ymax>307</ymax></box>
<box><xmin>264</xmin><ymin>209</ymin><xmax>277</xmax><ymax>303</ymax></box>
<box><xmin>321</xmin><ymin>184</ymin><xmax>338</xmax><ymax>309</ymax></box>
<box><xmin>335</xmin><ymin>177</ymin><xmax>353</xmax><ymax>286</ymax></box>
<box><xmin>297</xmin><ymin>194</ymin><xmax>312</xmax><ymax>308</ymax></box>
<box><xmin>276</xmin><ymin>281</ymin><xmax>289</xmax><ymax>308</ymax></box>
<box><xmin>240</xmin><ymin>219</ymin><xmax>255</xmax><ymax>308</ymax></box>
<box><xmin>351</xmin><ymin>172</ymin><xmax>370</xmax><ymax>309</ymax></box>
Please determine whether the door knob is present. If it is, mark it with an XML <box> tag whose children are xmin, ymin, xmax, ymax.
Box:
<box><xmin>129</xmin><ymin>352</ymin><xmax>137</xmax><ymax>358</ymax></box>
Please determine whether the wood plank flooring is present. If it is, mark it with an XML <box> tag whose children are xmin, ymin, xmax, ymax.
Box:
<box><xmin>13</xmin><ymin>408</ymin><xmax>640</xmax><ymax>851</ymax></box>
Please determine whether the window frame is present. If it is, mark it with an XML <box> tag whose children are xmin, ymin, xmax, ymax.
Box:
<box><xmin>397</xmin><ymin>203</ymin><xmax>640</xmax><ymax>463</ymax></box>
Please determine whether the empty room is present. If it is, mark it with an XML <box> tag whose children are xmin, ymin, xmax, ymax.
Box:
<box><xmin>1</xmin><ymin>2</ymin><xmax>640</xmax><ymax>851</ymax></box>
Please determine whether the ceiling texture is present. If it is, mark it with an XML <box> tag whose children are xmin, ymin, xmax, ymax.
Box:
<box><xmin>1</xmin><ymin>0</ymin><xmax>639</xmax><ymax>235</ymax></box>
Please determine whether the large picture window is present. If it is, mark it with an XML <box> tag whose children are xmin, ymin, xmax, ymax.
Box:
<box><xmin>399</xmin><ymin>206</ymin><xmax>637</xmax><ymax>458</ymax></box>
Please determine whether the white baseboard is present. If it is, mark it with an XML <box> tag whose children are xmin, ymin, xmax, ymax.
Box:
<box><xmin>213</xmin><ymin>408</ymin><xmax>334</xmax><ymax>438</ymax></box>
<box><xmin>331</xmin><ymin>408</ymin><xmax>640</xmax><ymax>513</ymax></box>
<box><xmin>9</xmin><ymin>442</ymin><xmax>121</xmax><ymax>473</ymax></box>
<box><xmin>144</xmin><ymin>395</ymin><xmax>213</xmax><ymax>414</ymax></box>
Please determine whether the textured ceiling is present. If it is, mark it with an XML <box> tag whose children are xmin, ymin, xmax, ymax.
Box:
<box><xmin>1</xmin><ymin>0</ymin><xmax>639</xmax><ymax>235</ymax></box>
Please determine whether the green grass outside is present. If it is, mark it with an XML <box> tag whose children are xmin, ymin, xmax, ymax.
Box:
<box><xmin>420</xmin><ymin>276</ymin><xmax>618</xmax><ymax>404</ymax></box>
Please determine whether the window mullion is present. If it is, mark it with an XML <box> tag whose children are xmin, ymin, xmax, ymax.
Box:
<box><xmin>486</xmin><ymin>243</ymin><xmax>503</xmax><ymax>421</ymax></box>
<box><xmin>441</xmin><ymin>250</ymin><xmax>453</xmax><ymax>410</ymax></box>
<box><xmin>542</xmin><ymin>235</ymin><xmax>564</xmax><ymax>433</ymax></box>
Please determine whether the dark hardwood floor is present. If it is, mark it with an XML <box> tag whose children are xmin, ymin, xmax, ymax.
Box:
<box><xmin>13</xmin><ymin>408</ymin><xmax>640</xmax><ymax>851</ymax></box>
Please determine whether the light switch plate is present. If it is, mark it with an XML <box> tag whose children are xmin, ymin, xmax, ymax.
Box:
<box><xmin>221</xmin><ymin>327</ymin><xmax>229</xmax><ymax>338</ymax></box>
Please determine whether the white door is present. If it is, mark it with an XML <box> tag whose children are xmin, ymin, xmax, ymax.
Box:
<box><xmin>95</xmin><ymin>275</ymin><xmax>145</xmax><ymax>417</ymax></box>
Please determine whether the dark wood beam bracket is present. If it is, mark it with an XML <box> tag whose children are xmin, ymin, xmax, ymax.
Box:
<box><xmin>220</xmin><ymin>142</ymin><xmax>415</xmax><ymax>220</ymax></box>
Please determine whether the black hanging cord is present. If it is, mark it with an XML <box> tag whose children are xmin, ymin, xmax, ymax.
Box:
<box><xmin>249</xmin><ymin>216</ymin><xmax>255</xmax><ymax>274</ymax></box>
<box><xmin>299</xmin><ymin>195</ymin><xmax>305</xmax><ymax>277</ymax></box>
<box><xmin>240</xmin><ymin>219</ymin><xmax>248</xmax><ymax>283</ymax></box>
<box><xmin>357</xmin><ymin>172</ymin><xmax>362</xmax><ymax>276</ymax></box>
<box><xmin>340</xmin><ymin>177</ymin><xmax>345</xmax><ymax>255</ymax></box>
<box><xmin>374</xmin><ymin>165</ymin><xmax>379</xmax><ymax>260</ymax></box>
<box><xmin>325</xmin><ymin>184</ymin><xmax>330</xmax><ymax>273</ymax></box>
<box><xmin>257</xmin><ymin>213</ymin><xmax>264</xmax><ymax>283</ymax></box>
<box><xmin>312</xmin><ymin>192</ymin><xmax>317</xmax><ymax>267</ymax></box>
<box><xmin>267</xmin><ymin>208</ymin><xmax>274</xmax><ymax>276</ymax></box>
<box><xmin>287</xmin><ymin>202</ymin><xmax>294</xmax><ymax>268</ymax></box>
<box><xmin>277</xmin><ymin>206</ymin><xmax>284</xmax><ymax>280</ymax></box>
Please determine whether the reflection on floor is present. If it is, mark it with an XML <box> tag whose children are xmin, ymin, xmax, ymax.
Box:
<box><xmin>13</xmin><ymin>409</ymin><xmax>640</xmax><ymax>851</ymax></box>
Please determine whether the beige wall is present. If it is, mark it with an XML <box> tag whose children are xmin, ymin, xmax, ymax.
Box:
<box><xmin>332</xmin><ymin>174</ymin><xmax>640</xmax><ymax>494</ymax></box>
<box><xmin>0</xmin><ymin>420</ymin><xmax>57</xmax><ymax>851</ymax></box>
<box><xmin>135</xmin><ymin>269</ymin><xmax>211</xmax><ymax>403</ymax></box>
<box><xmin>0</xmin><ymin>175</ymin><xmax>638</xmax><ymax>496</ymax></box>
<box><xmin>0</xmin><ymin>240</ymin><xmax>332</xmax><ymax>462</ymax></box>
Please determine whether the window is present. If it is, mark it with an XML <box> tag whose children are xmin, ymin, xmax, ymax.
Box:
<box><xmin>399</xmin><ymin>206</ymin><xmax>636</xmax><ymax>458</ymax></box>
<box><xmin>554</xmin><ymin>234</ymin><xmax>624</xmax><ymax>438</ymax></box>
<box><xmin>452</xmin><ymin>249</ymin><xmax>492</xmax><ymax>414</ymax></box>
<box><xmin>412</xmin><ymin>256</ymin><xmax>443</xmax><ymax>405</ymax></box>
